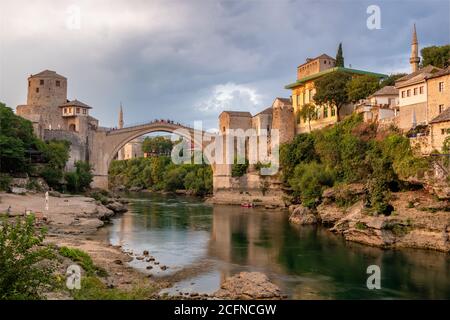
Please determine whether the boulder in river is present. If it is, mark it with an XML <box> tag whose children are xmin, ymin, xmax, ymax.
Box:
<box><xmin>214</xmin><ymin>272</ymin><xmax>283</xmax><ymax>299</ymax></box>
<box><xmin>289</xmin><ymin>205</ymin><xmax>318</xmax><ymax>225</ymax></box>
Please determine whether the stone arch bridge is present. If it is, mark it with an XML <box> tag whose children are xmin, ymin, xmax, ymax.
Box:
<box><xmin>88</xmin><ymin>121</ymin><xmax>224</xmax><ymax>190</ymax></box>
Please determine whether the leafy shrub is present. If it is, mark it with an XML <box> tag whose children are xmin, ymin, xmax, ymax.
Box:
<box><xmin>0</xmin><ymin>215</ymin><xmax>55</xmax><ymax>299</ymax></box>
<box><xmin>0</xmin><ymin>173</ymin><xmax>11</xmax><ymax>191</ymax></box>
<box><xmin>289</xmin><ymin>161</ymin><xmax>335</xmax><ymax>208</ymax></box>
<box><xmin>65</xmin><ymin>161</ymin><xmax>93</xmax><ymax>193</ymax></box>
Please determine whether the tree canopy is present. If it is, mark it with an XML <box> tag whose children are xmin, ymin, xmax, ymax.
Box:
<box><xmin>346</xmin><ymin>74</ymin><xmax>381</xmax><ymax>102</ymax></box>
<box><xmin>380</xmin><ymin>73</ymin><xmax>407</xmax><ymax>87</ymax></box>
<box><xmin>421</xmin><ymin>45</ymin><xmax>450</xmax><ymax>69</ymax></box>
<box><xmin>313</xmin><ymin>71</ymin><xmax>352</xmax><ymax>121</ymax></box>
<box><xmin>0</xmin><ymin>102</ymin><xmax>36</xmax><ymax>173</ymax></box>
<box><xmin>142</xmin><ymin>136</ymin><xmax>173</xmax><ymax>156</ymax></box>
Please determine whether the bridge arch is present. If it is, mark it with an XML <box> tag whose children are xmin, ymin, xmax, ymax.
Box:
<box><xmin>89</xmin><ymin>121</ymin><xmax>216</xmax><ymax>189</ymax></box>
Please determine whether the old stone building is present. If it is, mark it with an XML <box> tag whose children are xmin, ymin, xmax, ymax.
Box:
<box><xmin>285</xmin><ymin>53</ymin><xmax>386</xmax><ymax>133</ymax></box>
<box><xmin>16</xmin><ymin>70</ymin><xmax>99</xmax><ymax>170</ymax></box>
<box><xmin>355</xmin><ymin>86</ymin><xmax>399</xmax><ymax>123</ymax></box>
<box><xmin>213</xmin><ymin>98</ymin><xmax>294</xmax><ymax>205</ymax></box>
<box><xmin>428</xmin><ymin>67</ymin><xmax>450</xmax><ymax>151</ymax></box>
<box><xmin>395</xmin><ymin>25</ymin><xmax>444</xmax><ymax>131</ymax></box>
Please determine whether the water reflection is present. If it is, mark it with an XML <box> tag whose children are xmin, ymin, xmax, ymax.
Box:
<box><xmin>107</xmin><ymin>193</ymin><xmax>450</xmax><ymax>299</ymax></box>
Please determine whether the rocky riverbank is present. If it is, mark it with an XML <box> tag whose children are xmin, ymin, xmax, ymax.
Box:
<box><xmin>288</xmin><ymin>186</ymin><xmax>450</xmax><ymax>253</ymax></box>
<box><xmin>0</xmin><ymin>191</ymin><xmax>285</xmax><ymax>299</ymax></box>
<box><xmin>0</xmin><ymin>192</ymin><xmax>158</xmax><ymax>298</ymax></box>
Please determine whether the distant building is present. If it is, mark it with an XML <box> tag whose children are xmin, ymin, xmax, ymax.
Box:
<box><xmin>123</xmin><ymin>137</ymin><xmax>144</xmax><ymax>159</ymax></box>
<box><xmin>395</xmin><ymin>24</ymin><xmax>445</xmax><ymax>131</ymax></box>
<box><xmin>285</xmin><ymin>53</ymin><xmax>386</xmax><ymax>133</ymax></box>
<box><xmin>116</xmin><ymin>105</ymin><xmax>144</xmax><ymax>160</ymax></box>
<box><xmin>355</xmin><ymin>86</ymin><xmax>399</xmax><ymax>123</ymax></box>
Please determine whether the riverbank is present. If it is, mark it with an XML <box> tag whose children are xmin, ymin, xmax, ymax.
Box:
<box><xmin>0</xmin><ymin>192</ymin><xmax>164</xmax><ymax>298</ymax></box>
<box><xmin>0</xmin><ymin>191</ymin><xmax>284</xmax><ymax>299</ymax></box>
<box><xmin>289</xmin><ymin>187</ymin><xmax>450</xmax><ymax>253</ymax></box>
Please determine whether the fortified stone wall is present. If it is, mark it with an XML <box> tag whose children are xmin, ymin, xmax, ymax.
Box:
<box><xmin>44</xmin><ymin>129</ymin><xmax>87</xmax><ymax>171</ymax></box>
<box><xmin>272</xmin><ymin>99</ymin><xmax>295</xmax><ymax>144</ymax></box>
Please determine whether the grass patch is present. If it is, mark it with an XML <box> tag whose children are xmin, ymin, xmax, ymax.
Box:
<box><xmin>355</xmin><ymin>221</ymin><xmax>368</xmax><ymax>230</ymax></box>
<box><xmin>382</xmin><ymin>221</ymin><xmax>411</xmax><ymax>236</ymax></box>
<box><xmin>72</xmin><ymin>276</ymin><xmax>158</xmax><ymax>300</ymax></box>
<box><xmin>59</xmin><ymin>247</ymin><xmax>108</xmax><ymax>277</ymax></box>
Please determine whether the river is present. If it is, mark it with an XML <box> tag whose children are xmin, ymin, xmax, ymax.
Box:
<box><xmin>106</xmin><ymin>192</ymin><xmax>450</xmax><ymax>299</ymax></box>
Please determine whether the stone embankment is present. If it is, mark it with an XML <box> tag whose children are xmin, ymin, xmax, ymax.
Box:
<box><xmin>288</xmin><ymin>185</ymin><xmax>450</xmax><ymax>252</ymax></box>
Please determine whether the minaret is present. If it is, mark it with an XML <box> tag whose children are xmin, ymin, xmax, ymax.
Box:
<box><xmin>410</xmin><ymin>23</ymin><xmax>420</xmax><ymax>73</ymax></box>
<box><xmin>118</xmin><ymin>103</ymin><xmax>125</xmax><ymax>160</ymax></box>
<box><xmin>119</xmin><ymin>102</ymin><xmax>124</xmax><ymax>129</ymax></box>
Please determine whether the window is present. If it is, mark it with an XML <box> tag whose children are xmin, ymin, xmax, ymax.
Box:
<box><xmin>413</xmin><ymin>88</ymin><xmax>417</xmax><ymax>95</ymax></box>
<box><xmin>36</xmin><ymin>87</ymin><xmax>39</xmax><ymax>93</ymax></box>
<box><xmin>419</xmin><ymin>86</ymin><xmax>424</xmax><ymax>94</ymax></box>
<box><xmin>407</xmin><ymin>89</ymin><xmax>411</xmax><ymax>97</ymax></box>
<box><xmin>439</xmin><ymin>104</ymin><xmax>444</xmax><ymax>113</ymax></box>
<box><xmin>297</xmin><ymin>94</ymin><xmax>301</xmax><ymax>106</ymax></box>
<box><xmin>40</xmin><ymin>79</ymin><xmax>44</xmax><ymax>85</ymax></box>
<box><xmin>331</xmin><ymin>107</ymin><xmax>336</xmax><ymax>117</ymax></box>
<box><xmin>402</xmin><ymin>91</ymin><xmax>405</xmax><ymax>98</ymax></box>
<box><xmin>64</xmin><ymin>108</ymin><xmax>67</xmax><ymax>114</ymax></box>
<box><xmin>69</xmin><ymin>107</ymin><xmax>72</xmax><ymax>113</ymax></box>
<box><xmin>28</xmin><ymin>81</ymin><xmax>31</xmax><ymax>87</ymax></box>
<box><xmin>83</xmin><ymin>109</ymin><xmax>87</xmax><ymax>115</ymax></box>
<box><xmin>442</xmin><ymin>129</ymin><xmax>445</xmax><ymax>135</ymax></box>
<box><xmin>76</xmin><ymin>108</ymin><xmax>80</xmax><ymax>114</ymax></box>
<box><xmin>323</xmin><ymin>106</ymin><xmax>328</xmax><ymax>118</ymax></box>
<box><xmin>439</xmin><ymin>82</ymin><xmax>444</xmax><ymax>92</ymax></box>
<box><xmin>56</xmin><ymin>80</ymin><xmax>60</xmax><ymax>87</ymax></box>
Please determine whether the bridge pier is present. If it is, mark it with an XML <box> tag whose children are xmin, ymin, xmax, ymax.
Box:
<box><xmin>92</xmin><ymin>175</ymin><xmax>109</xmax><ymax>190</ymax></box>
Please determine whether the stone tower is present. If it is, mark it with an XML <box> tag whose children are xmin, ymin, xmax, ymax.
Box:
<box><xmin>272</xmin><ymin>97</ymin><xmax>295</xmax><ymax>144</ymax></box>
<box><xmin>27</xmin><ymin>70</ymin><xmax>67</xmax><ymax>107</ymax></box>
<box><xmin>410</xmin><ymin>23</ymin><xmax>420</xmax><ymax>73</ymax></box>
<box><xmin>17</xmin><ymin>70</ymin><xmax>68</xmax><ymax>132</ymax></box>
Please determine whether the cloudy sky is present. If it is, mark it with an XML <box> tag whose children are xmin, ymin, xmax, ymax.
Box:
<box><xmin>0</xmin><ymin>0</ymin><xmax>449</xmax><ymax>129</ymax></box>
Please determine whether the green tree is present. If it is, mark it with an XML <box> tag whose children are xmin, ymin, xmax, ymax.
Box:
<box><xmin>335</xmin><ymin>42</ymin><xmax>344</xmax><ymax>67</ymax></box>
<box><xmin>37</xmin><ymin>140</ymin><xmax>70</xmax><ymax>189</ymax></box>
<box><xmin>142</xmin><ymin>136</ymin><xmax>173</xmax><ymax>156</ymax></box>
<box><xmin>314</xmin><ymin>71</ymin><xmax>352</xmax><ymax>121</ymax></box>
<box><xmin>0</xmin><ymin>102</ymin><xmax>36</xmax><ymax>173</ymax></box>
<box><xmin>420</xmin><ymin>45</ymin><xmax>450</xmax><ymax>69</ymax></box>
<box><xmin>66</xmin><ymin>161</ymin><xmax>93</xmax><ymax>193</ymax></box>
<box><xmin>280</xmin><ymin>133</ymin><xmax>317</xmax><ymax>182</ymax></box>
<box><xmin>380</xmin><ymin>73</ymin><xmax>407</xmax><ymax>87</ymax></box>
<box><xmin>163</xmin><ymin>165</ymin><xmax>188</xmax><ymax>191</ymax></box>
<box><xmin>346</xmin><ymin>75</ymin><xmax>381</xmax><ymax>103</ymax></box>
<box><xmin>298</xmin><ymin>103</ymin><xmax>318</xmax><ymax>132</ymax></box>
<box><xmin>0</xmin><ymin>215</ymin><xmax>55</xmax><ymax>299</ymax></box>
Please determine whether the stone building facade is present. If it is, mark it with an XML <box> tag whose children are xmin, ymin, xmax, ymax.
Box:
<box><xmin>285</xmin><ymin>54</ymin><xmax>386</xmax><ymax>133</ymax></box>
<box><xmin>213</xmin><ymin>98</ymin><xmax>294</xmax><ymax>205</ymax></box>
<box><xmin>16</xmin><ymin>70</ymin><xmax>98</xmax><ymax>170</ymax></box>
